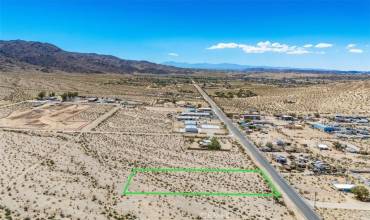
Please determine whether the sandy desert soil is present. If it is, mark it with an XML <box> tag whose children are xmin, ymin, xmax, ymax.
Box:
<box><xmin>2</xmin><ymin>71</ymin><xmax>369</xmax><ymax>219</ymax></box>
<box><xmin>0</xmin><ymin>94</ymin><xmax>295</xmax><ymax>220</ymax></box>
<box><xmin>317</xmin><ymin>208</ymin><xmax>370</xmax><ymax>220</ymax></box>
<box><xmin>0</xmin><ymin>103</ymin><xmax>114</xmax><ymax>131</ymax></box>
<box><xmin>207</xmin><ymin>80</ymin><xmax>370</xmax><ymax>116</ymax></box>
<box><xmin>0</xmin><ymin>129</ymin><xmax>295</xmax><ymax>220</ymax></box>
<box><xmin>96</xmin><ymin>107</ymin><xmax>173</xmax><ymax>133</ymax></box>
<box><xmin>0</xmin><ymin>72</ymin><xmax>200</xmax><ymax>106</ymax></box>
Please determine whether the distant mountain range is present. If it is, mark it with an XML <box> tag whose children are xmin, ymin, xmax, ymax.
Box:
<box><xmin>0</xmin><ymin>40</ymin><xmax>190</xmax><ymax>75</ymax></box>
<box><xmin>163</xmin><ymin>61</ymin><xmax>370</xmax><ymax>74</ymax></box>
<box><xmin>0</xmin><ymin>40</ymin><xmax>368</xmax><ymax>75</ymax></box>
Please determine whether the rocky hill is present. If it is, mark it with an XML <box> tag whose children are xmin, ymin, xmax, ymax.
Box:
<box><xmin>0</xmin><ymin>40</ymin><xmax>190</xmax><ymax>74</ymax></box>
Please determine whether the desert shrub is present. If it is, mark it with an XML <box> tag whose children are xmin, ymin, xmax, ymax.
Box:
<box><xmin>61</xmin><ymin>91</ymin><xmax>79</xmax><ymax>101</ymax></box>
<box><xmin>208</xmin><ymin>137</ymin><xmax>221</xmax><ymax>150</ymax></box>
<box><xmin>37</xmin><ymin>91</ymin><xmax>46</xmax><ymax>100</ymax></box>
<box><xmin>333</xmin><ymin>142</ymin><xmax>345</xmax><ymax>151</ymax></box>
<box><xmin>236</xmin><ymin>89</ymin><xmax>257</xmax><ymax>98</ymax></box>
<box><xmin>266</xmin><ymin>142</ymin><xmax>273</xmax><ymax>148</ymax></box>
<box><xmin>351</xmin><ymin>185</ymin><xmax>369</xmax><ymax>201</ymax></box>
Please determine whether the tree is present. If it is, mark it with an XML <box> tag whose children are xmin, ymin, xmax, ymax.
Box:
<box><xmin>61</xmin><ymin>93</ymin><xmax>68</xmax><ymax>101</ymax></box>
<box><xmin>351</xmin><ymin>185</ymin><xmax>369</xmax><ymax>201</ymax></box>
<box><xmin>49</xmin><ymin>92</ymin><xmax>55</xmax><ymax>97</ymax></box>
<box><xmin>208</xmin><ymin>137</ymin><xmax>221</xmax><ymax>150</ymax></box>
<box><xmin>37</xmin><ymin>91</ymin><xmax>46</xmax><ymax>100</ymax></box>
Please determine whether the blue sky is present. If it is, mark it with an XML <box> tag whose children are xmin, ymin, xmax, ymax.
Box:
<box><xmin>1</xmin><ymin>0</ymin><xmax>369</xmax><ymax>70</ymax></box>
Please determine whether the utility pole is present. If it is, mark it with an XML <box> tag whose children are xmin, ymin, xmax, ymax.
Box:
<box><xmin>314</xmin><ymin>191</ymin><xmax>318</xmax><ymax>209</ymax></box>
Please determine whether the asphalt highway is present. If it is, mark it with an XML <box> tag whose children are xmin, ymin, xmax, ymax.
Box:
<box><xmin>194</xmin><ymin>83</ymin><xmax>321</xmax><ymax>220</ymax></box>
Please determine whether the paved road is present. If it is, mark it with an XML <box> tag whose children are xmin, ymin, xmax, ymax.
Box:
<box><xmin>194</xmin><ymin>83</ymin><xmax>321</xmax><ymax>220</ymax></box>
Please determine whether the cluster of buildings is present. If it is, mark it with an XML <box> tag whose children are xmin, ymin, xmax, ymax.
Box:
<box><xmin>177</xmin><ymin>107</ymin><xmax>213</xmax><ymax>122</ymax></box>
<box><xmin>310</xmin><ymin>122</ymin><xmax>370</xmax><ymax>139</ymax></box>
<box><xmin>238</xmin><ymin>113</ymin><xmax>273</xmax><ymax>132</ymax></box>
<box><xmin>177</xmin><ymin>107</ymin><xmax>220</xmax><ymax>133</ymax></box>
<box><xmin>87</xmin><ymin>97</ymin><xmax>143</xmax><ymax>107</ymax></box>
<box><xmin>335</xmin><ymin>115</ymin><xmax>369</xmax><ymax>123</ymax></box>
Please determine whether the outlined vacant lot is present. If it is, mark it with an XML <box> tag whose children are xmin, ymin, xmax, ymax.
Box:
<box><xmin>122</xmin><ymin>167</ymin><xmax>281</xmax><ymax>198</ymax></box>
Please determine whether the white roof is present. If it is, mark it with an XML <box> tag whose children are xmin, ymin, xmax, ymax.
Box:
<box><xmin>317</xmin><ymin>144</ymin><xmax>329</xmax><ymax>149</ymax></box>
<box><xmin>333</xmin><ymin>183</ymin><xmax>355</xmax><ymax>189</ymax></box>
<box><xmin>184</xmin><ymin>120</ymin><xmax>197</xmax><ymax>124</ymax></box>
<box><xmin>200</xmin><ymin>124</ymin><xmax>220</xmax><ymax>129</ymax></box>
<box><xmin>185</xmin><ymin>125</ymin><xmax>197</xmax><ymax>129</ymax></box>
<box><xmin>345</xmin><ymin>143</ymin><xmax>359</xmax><ymax>151</ymax></box>
<box><xmin>181</xmin><ymin>112</ymin><xmax>210</xmax><ymax>116</ymax></box>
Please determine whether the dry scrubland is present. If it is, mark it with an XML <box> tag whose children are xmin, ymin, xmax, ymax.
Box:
<box><xmin>0</xmin><ymin>72</ymin><xmax>295</xmax><ymax>220</ymax></box>
<box><xmin>0</xmin><ymin>130</ymin><xmax>294</xmax><ymax>220</ymax></box>
<box><xmin>0</xmin><ymin>71</ymin><xmax>199</xmax><ymax>105</ymax></box>
<box><xmin>3</xmin><ymin>71</ymin><xmax>369</xmax><ymax>219</ymax></box>
<box><xmin>96</xmin><ymin>107</ymin><xmax>173</xmax><ymax>133</ymax></box>
<box><xmin>129</xmin><ymin>171</ymin><xmax>270</xmax><ymax>194</ymax></box>
<box><xmin>317</xmin><ymin>208</ymin><xmax>370</xmax><ymax>220</ymax></box>
<box><xmin>207</xmin><ymin>80</ymin><xmax>370</xmax><ymax>115</ymax></box>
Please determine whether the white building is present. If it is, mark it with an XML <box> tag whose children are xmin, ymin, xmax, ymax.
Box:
<box><xmin>333</xmin><ymin>183</ymin><xmax>355</xmax><ymax>192</ymax></box>
<box><xmin>317</xmin><ymin>143</ymin><xmax>329</xmax><ymax>150</ymax></box>
<box><xmin>185</xmin><ymin>125</ymin><xmax>198</xmax><ymax>133</ymax></box>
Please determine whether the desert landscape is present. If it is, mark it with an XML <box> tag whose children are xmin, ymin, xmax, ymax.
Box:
<box><xmin>0</xmin><ymin>95</ymin><xmax>294</xmax><ymax>219</ymax></box>
<box><xmin>0</xmin><ymin>66</ymin><xmax>370</xmax><ymax>219</ymax></box>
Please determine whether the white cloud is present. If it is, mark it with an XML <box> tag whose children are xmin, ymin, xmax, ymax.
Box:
<box><xmin>207</xmin><ymin>43</ymin><xmax>239</xmax><ymax>50</ymax></box>
<box><xmin>346</xmin><ymin>44</ymin><xmax>356</xmax><ymax>49</ymax></box>
<box><xmin>315</xmin><ymin>43</ymin><xmax>333</xmax><ymax>48</ymax></box>
<box><xmin>207</xmin><ymin>41</ymin><xmax>310</xmax><ymax>55</ymax></box>
<box><xmin>349</xmin><ymin>48</ymin><xmax>363</xmax><ymax>53</ymax></box>
<box><xmin>168</xmin><ymin>52</ymin><xmax>179</xmax><ymax>57</ymax></box>
<box><xmin>345</xmin><ymin>44</ymin><xmax>364</xmax><ymax>53</ymax></box>
<box><xmin>303</xmin><ymin>44</ymin><xmax>313</xmax><ymax>48</ymax></box>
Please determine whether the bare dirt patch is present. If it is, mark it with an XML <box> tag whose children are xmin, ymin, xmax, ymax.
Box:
<box><xmin>0</xmin><ymin>103</ymin><xmax>92</xmax><ymax>130</ymax></box>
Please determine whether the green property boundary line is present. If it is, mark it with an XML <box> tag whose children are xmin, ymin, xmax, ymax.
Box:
<box><xmin>122</xmin><ymin>167</ymin><xmax>281</xmax><ymax>198</ymax></box>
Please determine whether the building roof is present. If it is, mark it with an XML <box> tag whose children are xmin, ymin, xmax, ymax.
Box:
<box><xmin>184</xmin><ymin>120</ymin><xmax>197</xmax><ymax>125</ymax></box>
<box><xmin>181</xmin><ymin>112</ymin><xmax>210</xmax><ymax>116</ymax></box>
<box><xmin>185</xmin><ymin>125</ymin><xmax>198</xmax><ymax>129</ymax></box>
<box><xmin>200</xmin><ymin>124</ymin><xmax>220</xmax><ymax>129</ymax></box>
<box><xmin>317</xmin><ymin>144</ymin><xmax>329</xmax><ymax>149</ymax></box>
<box><xmin>333</xmin><ymin>183</ymin><xmax>355</xmax><ymax>190</ymax></box>
<box><xmin>177</xmin><ymin>116</ymin><xmax>199</xmax><ymax>120</ymax></box>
